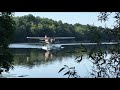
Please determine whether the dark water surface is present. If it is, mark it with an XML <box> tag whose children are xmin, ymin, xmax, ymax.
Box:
<box><xmin>0</xmin><ymin>43</ymin><xmax>119</xmax><ymax>78</ymax></box>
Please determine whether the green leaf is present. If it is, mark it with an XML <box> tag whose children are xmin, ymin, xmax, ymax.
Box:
<box><xmin>64</xmin><ymin>65</ymin><xmax>68</xmax><ymax>68</ymax></box>
<box><xmin>75</xmin><ymin>56</ymin><xmax>80</xmax><ymax>60</ymax></box>
<box><xmin>69</xmin><ymin>67</ymin><xmax>75</xmax><ymax>69</ymax></box>
<box><xmin>58</xmin><ymin>67</ymin><xmax>65</xmax><ymax>73</ymax></box>
<box><xmin>63</xmin><ymin>71</ymin><xmax>70</xmax><ymax>76</ymax></box>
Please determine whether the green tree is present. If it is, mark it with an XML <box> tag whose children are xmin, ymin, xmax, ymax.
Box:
<box><xmin>0</xmin><ymin>12</ymin><xmax>15</xmax><ymax>74</ymax></box>
<box><xmin>0</xmin><ymin>12</ymin><xmax>15</xmax><ymax>48</ymax></box>
<box><xmin>13</xmin><ymin>14</ymin><xmax>114</xmax><ymax>43</ymax></box>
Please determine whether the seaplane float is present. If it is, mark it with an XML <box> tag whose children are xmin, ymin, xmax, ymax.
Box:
<box><xmin>27</xmin><ymin>35</ymin><xmax>75</xmax><ymax>51</ymax></box>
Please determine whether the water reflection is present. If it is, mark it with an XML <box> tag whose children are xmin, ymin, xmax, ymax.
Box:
<box><xmin>0</xmin><ymin>48</ymin><xmax>14</xmax><ymax>77</ymax></box>
<box><xmin>11</xmin><ymin>48</ymin><xmax>74</xmax><ymax>67</ymax></box>
<box><xmin>45</xmin><ymin>51</ymin><xmax>53</xmax><ymax>61</ymax></box>
<box><xmin>2</xmin><ymin>44</ymin><xmax>120</xmax><ymax>78</ymax></box>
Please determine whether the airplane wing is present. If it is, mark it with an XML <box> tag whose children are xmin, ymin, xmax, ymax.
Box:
<box><xmin>52</xmin><ymin>37</ymin><xmax>75</xmax><ymax>39</ymax></box>
<box><xmin>27</xmin><ymin>37</ymin><xmax>45</xmax><ymax>40</ymax></box>
<box><xmin>27</xmin><ymin>37</ymin><xmax>75</xmax><ymax>40</ymax></box>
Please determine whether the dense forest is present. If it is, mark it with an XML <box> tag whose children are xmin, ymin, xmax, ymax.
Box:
<box><xmin>12</xmin><ymin>14</ymin><xmax>114</xmax><ymax>43</ymax></box>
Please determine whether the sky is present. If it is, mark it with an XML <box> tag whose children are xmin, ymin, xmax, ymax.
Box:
<box><xmin>15</xmin><ymin>12</ymin><xmax>116</xmax><ymax>29</ymax></box>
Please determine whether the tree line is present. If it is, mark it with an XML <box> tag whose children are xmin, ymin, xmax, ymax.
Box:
<box><xmin>12</xmin><ymin>14</ymin><xmax>114</xmax><ymax>43</ymax></box>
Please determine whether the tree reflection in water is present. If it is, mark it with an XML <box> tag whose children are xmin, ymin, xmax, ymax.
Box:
<box><xmin>12</xmin><ymin>49</ymin><xmax>55</xmax><ymax>68</ymax></box>
<box><xmin>9</xmin><ymin>44</ymin><xmax>120</xmax><ymax>78</ymax></box>
<box><xmin>0</xmin><ymin>48</ymin><xmax>14</xmax><ymax>77</ymax></box>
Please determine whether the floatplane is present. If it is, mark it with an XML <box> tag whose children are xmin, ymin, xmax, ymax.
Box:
<box><xmin>27</xmin><ymin>35</ymin><xmax>75</xmax><ymax>51</ymax></box>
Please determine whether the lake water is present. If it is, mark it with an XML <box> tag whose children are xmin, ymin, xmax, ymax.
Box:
<box><xmin>0</xmin><ymin>43</ymin><xmax>119</xmax><ymax>78</ymax></box>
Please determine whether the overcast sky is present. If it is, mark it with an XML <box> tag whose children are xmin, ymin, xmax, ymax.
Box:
<box><xmin>15</xmin><ymin>12</ymin><xmax>116</xmax><ymax>29</ymax></box>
